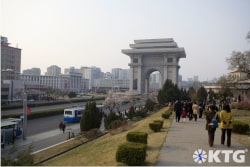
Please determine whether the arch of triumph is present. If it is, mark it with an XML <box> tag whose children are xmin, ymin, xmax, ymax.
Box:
<box><xmin>122</xmin><ymin>38</ymin><xmax>186</xmax><ymax>94</ymax></box>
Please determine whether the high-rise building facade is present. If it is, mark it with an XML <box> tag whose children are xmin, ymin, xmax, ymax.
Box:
<box><xmin>111</xmin><ymin>68</ymin><xmax>130</xmax><ymax>80</ymax></box>
<box><xmin>23</xmin><ymin>68</ymin><xmax>41</xmax><ymax>75</ymax></box>
<box><xmin>79</xmin><ymin>66</ymin><xmax>103</xmax><ymax>89</ymax></box>
<box><xmin>1</xmin><ymin>36</ymin><xmax>22</xmax><ymax>81</ymax></box>
<box><xmin>46</xmin><ymin>65</ymin><xmax>61</xmax><ymax>76</ymax></box>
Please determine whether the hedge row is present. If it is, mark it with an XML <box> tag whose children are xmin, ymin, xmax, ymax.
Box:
<box><xmin>2</xmin><ymin>108</ymin><xmax>64</xmax><ymax>120</ymax></box>
<box><xmin>116</xmin><ymin>131</ymin><xmax>148</xmax><ymax>165</ymax></box>
<box><xmin>1</xmin><ymin>97</ymin><xmax>104</xmax><ymax>110</ymax></box>
<box><xmin>230</xmin><ymin>101</ymin><xmax>250</xmax><ymax>110</ymax></box>
<box><xmin>232</xmin><ymin>121</ymin><xmax>250</xmax><ymax>134</ymax></box>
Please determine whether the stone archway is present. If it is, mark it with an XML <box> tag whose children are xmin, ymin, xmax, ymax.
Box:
<box><xmin>122</xmin><ymin>38</ymin><xmax>186</xmax><ymax>94</ymax></box>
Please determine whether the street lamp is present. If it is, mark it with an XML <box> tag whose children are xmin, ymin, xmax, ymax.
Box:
<box><xmin>22</xmin><ymin>81</ymin><xmax>27</xmax><ymax>140</ymax></box>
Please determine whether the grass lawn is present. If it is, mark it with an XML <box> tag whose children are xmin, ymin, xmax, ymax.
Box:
<box><xmin>41</xmin><ymin>107</ymin><xmax>172</xmax><ymax>166</ymax></box>
<box><xmin>231</xmin><ymin>109</ymin><xmax>250</xmax><ymax>149</ymax></box>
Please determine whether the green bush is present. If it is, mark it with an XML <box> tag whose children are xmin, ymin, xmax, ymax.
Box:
<box><xmin>116</xmin><ymin>142</ymin><xmax>147</xmax><ymax>165</ymax></box>
<box><xmin>149</xmin><ymin>122</ymin><xmax>162</xmax><ymax>132</ymax></box>
<box><xmin>232</xmin><ymin>121</ymin><xmax>250</xmax><ymax>134</ymax></box>
<box><xmin>153</xmin><ymin>120</ymin><xmax>163</xmax><ymax>128</ymax></box>
<box><xmin>126</xmin><ymin>132</ymin><xmax>148</xmax><ymax>144</ymax></box>
<box><xmin>134</xmin><ymin>109</ymin><xmax>148</xmax><ymax>118</ymax></box>
<box><xmin>161</xmin><ymin>108</ymin><xmax>173</xmax><ymax>119</ymax></box>
<box><xmin>162</xmin><ymin>113</ymin><xmax>171</xmax><ymax>119</ymax></box>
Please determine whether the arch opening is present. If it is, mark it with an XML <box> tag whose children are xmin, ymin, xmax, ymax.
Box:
<box><xmin>144</xmin><ymin>69</ymin><xmax>162</xmax><ymax>94</ymax></box>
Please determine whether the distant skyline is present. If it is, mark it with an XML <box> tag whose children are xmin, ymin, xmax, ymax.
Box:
<box><xmin>1</xmin><ymin>0</ymin><xmax>250</xmax><ymax>81</ymax></box>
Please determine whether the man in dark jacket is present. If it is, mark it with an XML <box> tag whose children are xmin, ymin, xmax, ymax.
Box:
<box><xmin>174</xmin><ymin>100</ymin><xmax>182</xmax><ymax>122</ymax></box>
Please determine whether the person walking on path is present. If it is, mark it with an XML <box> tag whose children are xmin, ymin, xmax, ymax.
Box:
<box><xmin>62</xmin><ymin>122</ymin><xmax>66</xmax><ymax>133</ymax></box>
<box><xmin>174</xmin><ymin>100</ymin><xmax>182</xmax><ymax>123</ymax></box>
<box><xmin>198</xmin><ymin>101</ymin><xmax>205</xmax><ymax>118</ymax></box>
<box><xmin>187</xmin><ymin>101</ymin><xmax>193</xmax><ymax>121</ymax></box>
<box><xmin>192</xmin><ymin>101</ymin><xmax>199</xmax><ymax>122</ymax></box>
<box><xmin>219</xmin><ymin>104</ymin><xmax>233</xmax><ymax>147</ymax></box>
<box><xmin>59</xmin><ymin>121</ymin><xmax>63</xmax><ymax>131</ymax></box>
<box><xmin>205</xmin><ymin>105</ymin><xmax>219</xmax><ymax>147</ymax></box>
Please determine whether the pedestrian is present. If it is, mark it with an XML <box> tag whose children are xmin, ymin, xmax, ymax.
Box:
<box><xmin>187</xmin><ymin>101</ymin><xmax>193</xmax><ymax>121</ymax></box>
<box><xmin>192</xmin><ymin>101</ymin><xmax>199</xmax><ymax>121</ymax></box>
<box><xmin>205</xmin><ymin>105</ymin><xmax>219</xmax><ymax>147</ymax></box>
<box><xmin>198</xmin><ymin>101</ymin><xmax>204</xmax><ymax>118</ymax></box>
<box><xmin>181</xmin><ymin>107</ymin><xmax>187</xmax><ymax>122</ymax></box>
<box><xmin>62</xmin><ymin>122</ymin><xmax>66</xmax><ymax>133</ymax></box>
<box><xmin>59</xmin><ymin>121</ymin><xmax>63</xmax><ymax>131</ymax></box>
<box><xmin>219</xmin><ymin>104</ymin><xmax>233</xmax><ymax>147</ymax></box>
<box><xmin>174</xmin><ymin>100</ymin><xmax>182</xmax><ymax>123</ymax></box>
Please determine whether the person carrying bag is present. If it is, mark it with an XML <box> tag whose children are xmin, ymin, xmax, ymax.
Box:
<box><xmin>205</xmin><ymin>105</ymin><xmax>219</xmax><ymax>147</ymax></box>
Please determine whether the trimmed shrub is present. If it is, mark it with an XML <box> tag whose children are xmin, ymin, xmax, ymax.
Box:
<box><xmin>162</xmin><ymin>113</ymin><xmax>171</xmax><ymax>119</ymax></box>
<box><xmin>149</xmin><ymin>122</ymin><xmax>162</xmax><ymax>132</ymax></box>
<box><xmin>116</xmin><ymin>142</ymin><xmax>147</xmax><ymax>165</ymax></box>
<box><xmin>232</xmin><ymin>121</ymin><xmax>250</xmax><ymax>134</ymax></box>
<box><xmin>161</xmin><ymin>107</ymin><xmax>173</xmax><ymax>119</ymax></box>
<box><xmin>126</xmin><ymin>131</ymin><xmax>148</xmax><ymax>144</ymax></box>
<box><xmin>153</xmin><ymin>120</ymin><xmax>163</xmax><ymax>128</ymax></box>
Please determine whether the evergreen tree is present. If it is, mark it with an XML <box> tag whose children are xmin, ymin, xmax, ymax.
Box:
<box><xmin>80</xmin><ymin>101</ymin><xmax>101</xmax><ymax>131</ymax></box>
<box><xmin>157</xmin><ymin>79</ymin><xmax>180</xmax><ymax>105</ymax></box>
<box><xmin>145</xmin><ymin>98</ymin><xmax>155</xmax><ymax>111</ymax></box>
<box><xmin>197</xmin><ymin>86</ymin><xmax>208</xmax><ymax>102</ymax></box>
<box><xmin>188</xmin><ymin>87</ymin><xmax>197</xmax><ymax>101</ymax></box>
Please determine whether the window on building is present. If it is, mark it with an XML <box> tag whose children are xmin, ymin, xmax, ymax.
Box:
<box><xmin>133</xmin><ymin>58</ymin><xmax>138</xmax><ymax>63</ymax></box>
<box><xmin>167</xmin><ymin>58</ymin><xmax>173</xmax><ymax>63</ymax></box>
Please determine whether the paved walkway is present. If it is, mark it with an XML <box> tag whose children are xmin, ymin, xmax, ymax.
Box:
<box><xmin>156</xmin><ymin>117</ymin><xmax>250</xmax><ymax>166</ymax></box>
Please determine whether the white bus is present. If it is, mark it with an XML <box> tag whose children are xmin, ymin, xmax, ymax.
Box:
<box><xmin>63</xmin><ymin>107</ymin><xmax>85</xmax><ymax>123</ymax></box>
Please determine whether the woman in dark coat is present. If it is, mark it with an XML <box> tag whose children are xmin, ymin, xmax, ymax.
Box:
<box><xmin>205</xmin><ymin>105</ymin><xmax>219</xmax><ymax>147</ymax></box>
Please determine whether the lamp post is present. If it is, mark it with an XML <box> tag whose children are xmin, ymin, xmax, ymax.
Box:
<box><xmin>23</xmin><ymin>82</ymin><xmax>27</xmax><ymax>140</ymax></box>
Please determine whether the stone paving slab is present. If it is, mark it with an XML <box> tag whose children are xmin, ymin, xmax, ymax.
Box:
<box><xmin>156</xmin><ymin>118</ymin><xmax>250</xmax><ymax>166</ymax></box>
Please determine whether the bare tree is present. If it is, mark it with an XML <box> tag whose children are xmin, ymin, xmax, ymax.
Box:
<box><xmin>226</xmin><ymin>50</ymin><xmax>250</xmax><ymax>72</ymax></box>
<box><xmin>103</xmin><ymin>91</ymin><xmax>122</xmax><ymax>114</ymax></box>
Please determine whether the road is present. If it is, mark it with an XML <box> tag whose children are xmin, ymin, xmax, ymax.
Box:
<box><xmin>27</xmin><ymin>114</ymin><xmax>65</xmax><ymax>136</ymax></box>
<box><xmin>1</xmin><ymin>100</ymin><xmax>146</xmax><ymax>158</ymax></box>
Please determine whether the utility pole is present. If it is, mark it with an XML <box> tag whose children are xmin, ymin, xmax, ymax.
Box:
<box><xmin>23</xmin><ymin>85</ymin><xmax>27</xmax><ymax>140</ymax></box>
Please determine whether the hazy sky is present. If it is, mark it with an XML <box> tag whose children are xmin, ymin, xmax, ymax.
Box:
<box><xmin>1</xmin><ymin>0</ymin><xmax>250</xmax><ymax>81</ymax></box>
